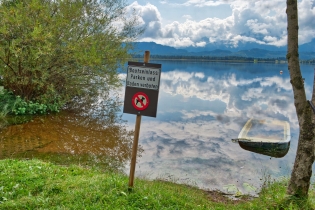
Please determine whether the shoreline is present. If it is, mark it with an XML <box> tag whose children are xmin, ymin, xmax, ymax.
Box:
<box><xmin>130</xmin><ymin>57</ymin><xmax>315</xmax><ymax>64</ymax></box>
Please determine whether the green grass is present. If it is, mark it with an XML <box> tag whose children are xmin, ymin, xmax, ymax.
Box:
<box><xmin>0</xmin><ymin>159</ymin><xmax>315</xmax><ymax>209</ymax></box>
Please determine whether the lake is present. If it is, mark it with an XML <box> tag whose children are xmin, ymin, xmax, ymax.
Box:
<box><xmin>120</xmin><ymin>60</ymin><xmax>315</xmax><ymax>194</ymax></box>
<box><xmin>0</xmin><ymin>60</ymin><xmax>314</xmax><ymax>195</ymax></box>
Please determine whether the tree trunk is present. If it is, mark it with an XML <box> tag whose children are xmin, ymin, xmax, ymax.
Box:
<box><xmin>286</xmin><ymin>0</ymin><xmax>315</xmax><ymax>197</ymax></box>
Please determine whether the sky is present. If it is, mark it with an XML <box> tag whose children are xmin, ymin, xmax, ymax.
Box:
<box><xmin>126</xmin><ymin>0</ymin><xmax>315</xmax><ymax>49</ymax></box>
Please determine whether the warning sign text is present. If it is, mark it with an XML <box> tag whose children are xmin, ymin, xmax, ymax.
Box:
<box><xmin>126</xmin><ymin>66</ymin><xmax>161</xmax><ymax>90</ymax></box>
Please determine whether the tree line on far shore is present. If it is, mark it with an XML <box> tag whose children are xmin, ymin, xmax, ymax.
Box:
<box><xmin>133</xmin><ymin>54</ymin><xmax>315</xmax><ymax>64</ymax></box>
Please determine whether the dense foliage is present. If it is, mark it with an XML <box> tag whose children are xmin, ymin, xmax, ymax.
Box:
<box><xmin>0</xmin><ymin>89</ymin><xmax>58</xmax><ymax>115</ymax></box>
<box><xmin>0</xmin><ymin>0</ymin><xmax>142</xmax><ymax>110</ymax></box>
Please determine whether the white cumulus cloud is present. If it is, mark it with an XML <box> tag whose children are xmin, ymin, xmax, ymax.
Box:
<box><xmin>127</xmin><ymin>0</ymin><xmax>315</xmax><ymax>48</ymax></box>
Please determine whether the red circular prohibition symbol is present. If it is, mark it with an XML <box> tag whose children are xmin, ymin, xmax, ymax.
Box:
<box><xmin>132</xmin><ymin>92</ymin><xmax>149</xmax><ymax>111</ymax></box>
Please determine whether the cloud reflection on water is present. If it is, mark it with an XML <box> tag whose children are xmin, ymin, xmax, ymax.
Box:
<box><xmin>121</xmin><ymin>62</ymin><xmax>314</xmax><ymax>193</ymax></box>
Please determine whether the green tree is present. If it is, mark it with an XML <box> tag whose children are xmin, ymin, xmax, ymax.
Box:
<box><xmin>286</xmin><ymin>0</ymin><xmax>315</xmax><ymax>198</ymax></box>
<box><xmin>0</xmin><ymin>0</ymin><xmax>142</xmax><ymax>109</ymax></box>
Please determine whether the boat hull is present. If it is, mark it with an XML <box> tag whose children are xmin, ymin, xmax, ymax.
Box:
<box><xmin>234</xmin><ymin>118</ymin><xmax>291</xmax><ymax>158</ymax></box>
<box><xmin>238</xmin><ymin>141</ymin><xmax>290</xmax><ymax>158</ymax></box>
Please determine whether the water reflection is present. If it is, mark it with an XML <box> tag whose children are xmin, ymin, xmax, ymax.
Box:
<box><xmin>1</xmin><ymin>61</ymin><xmax>313</xmax><ymax>195</ymax></box>
<box><xmin>121</xmin><ymin>61</ymin><xmax>314</xmax><ymax>194</ymax></box>
<box><xmin>0</xmin><ymin>91</ymin><xmax>135</xmax><ymax>171</ymax></box>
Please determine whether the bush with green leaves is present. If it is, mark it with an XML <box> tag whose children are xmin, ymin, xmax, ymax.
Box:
<box><xmin>0</xmin><ymin>89</ymin><xmax>58</xmax><ymax>115</ymax></box>
<box><xmin>11</xmin><ymin>96</ymin><xmax>50</xmax><ymax>115</ymax></box>
<box><xmin>0</xmin><ymin>0</ymin><xmax>143</xmax><ymax>108</ymax></box>
<box><xmin>0</xmin><ymin>102</ymin><xmax>8</xmax><ymax>128</ymax></box>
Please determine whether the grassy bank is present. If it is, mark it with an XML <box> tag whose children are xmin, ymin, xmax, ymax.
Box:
<box><xmin>0</xmin><ymin>159</ymin><xmax>314</xmax><ymax>209</ymax></box>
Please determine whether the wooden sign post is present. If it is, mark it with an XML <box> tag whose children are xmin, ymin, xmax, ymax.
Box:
<box><xmin>128</xmin><ymin>51</ymin><xmax>149</xmax><ymax>189</ymax></box>
<box><xmin>128</xmin><ymin>113</ymin><xmax>141</xmax><ymax>188</ymax></box>
<box><xmin>123</xmin><ymin>51</ymin><xmax>162</xmax><ymax>189</ymax></box>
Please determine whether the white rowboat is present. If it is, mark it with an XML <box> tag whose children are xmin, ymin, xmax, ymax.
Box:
<box><xmin>232</xmin><ymin>119</ymin><xmax>291</xmax><ymax>158</ymax></box>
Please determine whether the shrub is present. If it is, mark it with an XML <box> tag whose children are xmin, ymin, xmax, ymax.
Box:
<box><xmin>0</xmin><ymin>0</ymin><xmax>142</xmax><ymax>107</ymax></box>
<box><xmin>0</xmin><ymin>89</ymin><xmax>59</xmax><ymax>115</ymax></box>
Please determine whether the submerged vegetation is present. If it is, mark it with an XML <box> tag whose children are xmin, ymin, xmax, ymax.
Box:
<box><xmin>0</xmin><ymin>159</ymin><xmax>315</xmax><ymax>209</ymax></box>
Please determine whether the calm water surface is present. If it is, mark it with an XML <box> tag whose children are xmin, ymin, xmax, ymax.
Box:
<box><xmin>1</xmin><ymin>61</ymin><xmax>314</xmax><ymax>195</ymax></box>
<box><xmin>0</xmin><ymin>97</ymin><xmax>134</xmax><ymax>170</ymax></box>
<box><xmin>120</xmin><ymin>61</ymin><xmax>315</xmax><ymax>194</ymax></box>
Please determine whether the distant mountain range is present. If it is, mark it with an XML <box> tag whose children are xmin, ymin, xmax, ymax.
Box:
<box><xmin>132</xmin><ymin>40</ymin><xmax>315</xmax><ymax>60</ymax></box>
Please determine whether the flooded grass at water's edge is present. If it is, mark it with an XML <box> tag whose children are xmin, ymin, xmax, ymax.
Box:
<box><xmin>0</xmin><ymin>111</ymin><xmax>137</xmax><ymax>172</ymax></box>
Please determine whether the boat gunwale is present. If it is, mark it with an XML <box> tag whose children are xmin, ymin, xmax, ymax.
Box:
<box><xmin>237</xmin><ymin>118</ymin><xmax>291</xmax><ymax>143</ymax></box>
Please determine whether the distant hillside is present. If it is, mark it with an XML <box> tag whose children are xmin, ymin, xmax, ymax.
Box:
<box><xmin>133</xmin><ymin>42</ymin><xmax>188</xmax><ymax>55</ymax></box>
<box><xmin>133</xmin><ymin>41</ymin><xmax>315</xmax><ymax>60</ymax></box>
<box><xmin>184</xmin><ymin>39</ymin><xmax>315</xmax><ymax>53</ymax></box>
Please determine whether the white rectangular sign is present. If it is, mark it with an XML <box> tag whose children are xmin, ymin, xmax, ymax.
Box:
<box><xmin>126</xmin><ymin>65</ymin><xmax>161</xmax><ymax>90</ymax></box>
